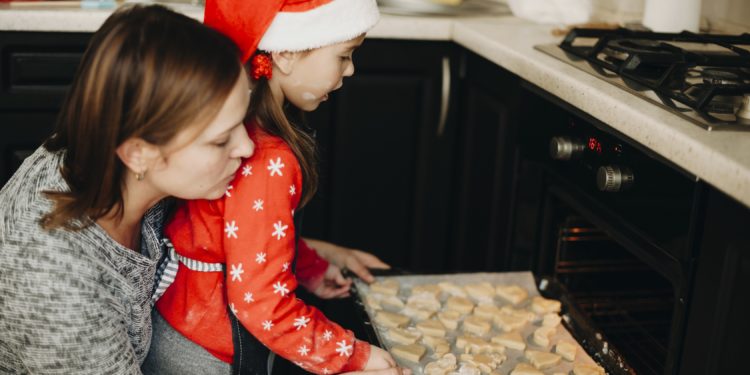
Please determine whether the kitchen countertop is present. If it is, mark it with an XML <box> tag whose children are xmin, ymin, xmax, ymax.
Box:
<box><xmin>2</xmin><ymin>3</ymin><xmax>749</xmax><ymax>208</ymax></box>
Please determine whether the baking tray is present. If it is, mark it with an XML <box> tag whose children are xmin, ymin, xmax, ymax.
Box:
<box><xmin>350</xmin><ymin>271</ymin><xmax>636</xmax><ymax>374</ymax></box>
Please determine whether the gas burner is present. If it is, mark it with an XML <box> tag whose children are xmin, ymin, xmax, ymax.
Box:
<box><xmin>540</xmin><ymin>28</ymin><xmax>750</xmax><ymax>130</ymax></box>
<box><xmin>683</xmin><ymin>84</ymin><xmax>740</xmax><ymax>114</ymax></box>
<box><xmin>608</xmin><ymin>39</ymin><xmax>677</xmax><ymax>56</ymax></box>
<box><xmin>600</xmin><ymin>39</ymin><xmax>682</xmax><ymax>66</ymax></box>
<box><xmin>701</xmin><ymin>68</ymin><xmax>744</xmax><ymax>85</ymax></box>
<box><xmin>601</xmin><ymin>47</ymin><xmax>628</xmax><ymax>62</ymax></box>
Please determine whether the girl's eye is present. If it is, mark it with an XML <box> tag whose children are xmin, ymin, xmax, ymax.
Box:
<box><xmin>214</xmin><ymin>140</ymin><xmax>229</xmax><ymax>148</ymax></box>
<box><xmin>340</xmin><ymin>55</ymin><xmax>352</xmax><ymax>61</ymax></box>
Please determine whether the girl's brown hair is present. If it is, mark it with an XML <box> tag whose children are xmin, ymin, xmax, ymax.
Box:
<box><xmin>42</xmin><ymin>4</ymin><xmax>243</xmax><ymax>230</ymax></box>
<box><xmin>249</xmin><ymin>71</ymin><xmax>319</xmax><ymax>208</ymax></box>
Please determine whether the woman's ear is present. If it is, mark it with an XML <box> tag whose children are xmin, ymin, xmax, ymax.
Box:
<box><xmin>116</xmin><ymin>138</ymin><xmax>161</xmax><ymax>175</ymax></box>
<box><xmin>271</xmin><ymin>51</ymin><xmax>300</xmax><ymax>75</ymax></box>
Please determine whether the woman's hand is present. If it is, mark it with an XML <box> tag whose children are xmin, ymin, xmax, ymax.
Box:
<box><xmin>311</xmin><ymin>264</ymin><xmax>353</xmax><ymax>299</ymax></box>
<box><xmin>303</xmin><ymin>238</ymin><xmax>390</xmax><ymax>283</ymax></box>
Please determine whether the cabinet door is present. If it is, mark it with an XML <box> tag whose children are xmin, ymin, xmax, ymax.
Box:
<box><xmin>448</xmin><ymin>51</ymin><xmax>521</xmax><ymax>272</ymax></box>
<box><xmin>0</xmin><ymin>32</ymin><xmax>91</xmax><ymax>183</ymax></box>
<box><xmin>679</xmin><ymin>188</ymin><xmax>750</xmax><ymax>375</ymax></box>
<box><xmin>302</xmin><ymin>39</ymin><xmax>459</xmax><ymax>272</ymax></box>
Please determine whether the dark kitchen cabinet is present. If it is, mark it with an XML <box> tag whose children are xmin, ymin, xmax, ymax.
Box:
<box><xmin>301</xmin><ymin>39</ymin><xmax>461</xmax><ymax>273</ymax></box>
<box><xmin>0</xmin><ymin>31</ymin><xmax>91</xmax><ymax>184</ymax></box>
<box><xmin>679</xmin><ymin>188</ymin><xmax>750</xmax><ymax>375</ymax></box>
<box><xmin>446</xmin><ymin>50</ymin><xmax>521</xmax><ymax>272</ymax></box>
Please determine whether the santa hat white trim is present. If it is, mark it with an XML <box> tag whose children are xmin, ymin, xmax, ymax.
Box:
<box><xmin>258</xmin><ymin>0</ymin><xmax>380</xmax><ymax>52</ymax></box>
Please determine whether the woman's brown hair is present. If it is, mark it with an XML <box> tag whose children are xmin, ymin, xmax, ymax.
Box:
<box><xmin>42</xmin><ymin>4</ymin><xmax>243</xmax><ymax>230</ymax></box>
<box><xmin>249</xmin><ymin>71</ymin><xmax>319</xmax><ymax>208</ymax></box>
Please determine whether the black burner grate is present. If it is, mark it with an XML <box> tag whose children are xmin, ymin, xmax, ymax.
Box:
<box><xmin>557</xmin><ymin>28</ymin><xmax>750</xmax><ymax>129</ymax></box>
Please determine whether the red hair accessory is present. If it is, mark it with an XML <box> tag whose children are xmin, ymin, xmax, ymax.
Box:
<box><xmin>250</xmin><ymin>52</ymin><xmax>273</xmax><ymax>81</ymax></box>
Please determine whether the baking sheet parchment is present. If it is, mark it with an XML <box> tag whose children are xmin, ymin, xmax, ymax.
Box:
<box><xmin>353</xmin><ymin>271</ymin><xmax>604</xmax><ymax>374</ymax></box>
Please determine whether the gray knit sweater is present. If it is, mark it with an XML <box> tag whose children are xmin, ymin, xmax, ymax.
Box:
<box><xmin>0</xmin><ymin>147</ymin><xmax>166</xmax><ymax>374</ymax></box>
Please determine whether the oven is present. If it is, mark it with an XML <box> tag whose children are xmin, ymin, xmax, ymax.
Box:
<box><xmin>505</xmin><ymin>83</ymin><xmax>703</xmax><ymax>375</ymax></box>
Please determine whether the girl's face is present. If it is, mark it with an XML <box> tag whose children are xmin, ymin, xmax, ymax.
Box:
<box><xmin>279</xmin><ymin>35</ymin><xmax>366</xmax><ymax>111</ymax></box>
<box><xmin>148</xmin><ymin>73</ymin><xmax>254</xmax><ymax>200</ymax></box>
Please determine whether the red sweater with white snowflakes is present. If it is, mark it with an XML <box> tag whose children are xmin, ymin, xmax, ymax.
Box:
<box><xmin>155</xmin><ymin>124</ymin><xmax>370</xmax><ymax>374</ymax></box>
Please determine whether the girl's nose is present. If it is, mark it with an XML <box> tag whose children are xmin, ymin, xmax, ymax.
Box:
<box><xmin>344</xmin><ymin>60</ymin><xmax>355</xmax><ymax>77</ymax></box>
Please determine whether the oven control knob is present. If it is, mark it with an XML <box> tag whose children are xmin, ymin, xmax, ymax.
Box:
<box><xmin>597</xmin><ymin>165</ymin><xmax>634</xmax><ymax>192</ymax></box>
<box><xmin>550</xmin><ymin>136</ymin><xmax>585</xmax><ymax>161</ymax></box>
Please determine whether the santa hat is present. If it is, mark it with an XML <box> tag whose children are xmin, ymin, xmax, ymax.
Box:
<box><xmin>204</xmin><ymin>0</ymin><xmax>380</xmax><ymax>63</ymax></box>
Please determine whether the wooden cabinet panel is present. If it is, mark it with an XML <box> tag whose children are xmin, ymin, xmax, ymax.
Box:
<box><xmin>449</xmin><ymin>51</ymin><xmax>521</xmax><ymax>272</ymax></box>
<box><xmin>0</xmin><ymin>32</ymin><xmax>91</xmax><ymax>183</ymax></box>
<box><xmin>680</xmin><ymin>188</ymin><xmax>750</xmax><ymax>375</ymax></box>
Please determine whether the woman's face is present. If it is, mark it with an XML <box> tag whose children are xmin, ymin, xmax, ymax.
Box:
<box><xmin>279</xmin><ymin>35</ymin><xmax>366</xmax><ymax>111</ymax></box>
<box><xmin>149</xmin><ymin>73</ymin><xmax>254</xmax><ymax>200</ymax></box>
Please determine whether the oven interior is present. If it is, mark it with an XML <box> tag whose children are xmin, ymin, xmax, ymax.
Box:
<box><xmin>549</xmin><ymin>210</ymin><xmax>675</xmax><ymax>375</ymax></box>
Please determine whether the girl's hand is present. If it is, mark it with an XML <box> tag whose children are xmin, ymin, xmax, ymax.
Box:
<box><xmin>303</xmin><ymin>239</ymin><xmax>390</xmax><ymax>283</ymax></box>
<box><xmin>362</xmin><ymin>345</ymin><xmax>398</xmax><ymax>371</ymax></box>
<box><xmin>311</xmin><ymin>264</ymin><xmax>352</xmax><ymax>299</ymax></box>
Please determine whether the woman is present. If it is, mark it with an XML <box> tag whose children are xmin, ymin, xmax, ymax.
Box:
<box><xmin>0</xmin><ymin>5</ymin><xmax>253</xmax><ymax>373</ymax></box>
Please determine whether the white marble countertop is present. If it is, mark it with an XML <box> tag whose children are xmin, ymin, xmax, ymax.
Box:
<box><xmin>1</xmin><ymin>3</ymin><xmax>749</xmax><ymax>208</ymax></box>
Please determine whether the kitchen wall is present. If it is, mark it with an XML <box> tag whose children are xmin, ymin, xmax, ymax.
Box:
<box><xmin>589</xmin><ymin>0</ymin><xmax>750</xmax><ymax>33</ymax></box>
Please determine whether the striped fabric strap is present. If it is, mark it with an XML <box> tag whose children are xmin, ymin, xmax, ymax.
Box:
<box><xmin>151</xmin><ymin>238</ymin><xmax>224</xmax><ymax>304</ymax></box>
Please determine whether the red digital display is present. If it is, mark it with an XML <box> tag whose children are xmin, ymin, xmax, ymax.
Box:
<box><xmin>588</xmin><ymin>137</ymin><xmax>603</xmax><ymax>154</ymax></box>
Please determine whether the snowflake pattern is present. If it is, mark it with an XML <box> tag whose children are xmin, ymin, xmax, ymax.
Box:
<box><xmin>242</xmin><ymin>165</ymin><xmax>252</xmax><ymax>176</ymax></box>
<box><xmin>262</xmin><ymin>320</ymin><xmax>274</xmax><ymax>331</ymax></box>
<box><xmin>273</xmin><ymin>281</ymin><xmax>290</xmax><ymax>297</ymax></box>
<box><xmin>164</xmin><ymin>133</ymin><xmax>363</xmax><ymax>373</ymax></box>
<box><xmin>229</xmin><ymin>263</ymin><xmax>244</xmax><ymax>282</ymax></box>
<box><xmin>293</xmin><ymin>316</ymin><xmax>310</xmax><ymax>331</ymax></box>
<box><xmin>267</xmin><ymin>157</ymin><xmax>285</xmax><ymax>177</ymax></box>
<box><xmin>335</xmin><ymin>340</ymin><xmax>353</xmax><ymax>357</ymax></box>
<box><xmin>322</xmin><ymin>330</ymin><xmax>333</xmax><ymax>341</ymax></box>
<box><xmin>224</xmin><ymin>220</ymin><xmax>238</xmax><ymax>239</ymax></box>
<box><xmin>272</xmin><ymin>221</ymin><xmax>288</xmax><ymax>240</ymax></box>
<box><xmin>243</xmin><ymin>292</ymin><xmax>254</xmax><ymax>303</ymax></box>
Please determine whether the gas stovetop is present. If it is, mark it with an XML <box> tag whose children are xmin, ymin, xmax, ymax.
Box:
<box><xmin>536</xmin><ymin>28</ymin><xmax>750</xmax><ymax>131</ymax></box>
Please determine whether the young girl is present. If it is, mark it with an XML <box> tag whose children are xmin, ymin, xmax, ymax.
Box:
<box><xmin>0</xmin><ymin>5</ymin><xmax>253</xmax><ymax>373</ymax></box>
<box><xmin>147</xmin><ymin>0</ymin><xmax>401</xmax><ymax>374</ymax></box>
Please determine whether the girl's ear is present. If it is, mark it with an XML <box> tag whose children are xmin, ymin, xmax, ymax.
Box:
<box><xmin>116</xmin><ymin>138</ymin><xmax>162</xmax><ymax>175</ymax></box>
<box><xmin>271</xmin><ymin>51</ymin><xmax>300</xmax><ymax>75</ymax></box>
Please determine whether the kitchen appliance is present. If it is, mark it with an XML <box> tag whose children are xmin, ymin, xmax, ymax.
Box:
<box><xmin>334</xmin><ymin>86</ymin><xmax>701</xmax><ymax>375</ymax></box>
<box><xmin>535</xmin><ymin>28</ymin><xmax>750</xmax><ymax>131</ymax></box>
<box><xmin>505</xmin><ymin>85</ymin><xmax>702</xmax><ymax>375</ymax></box>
